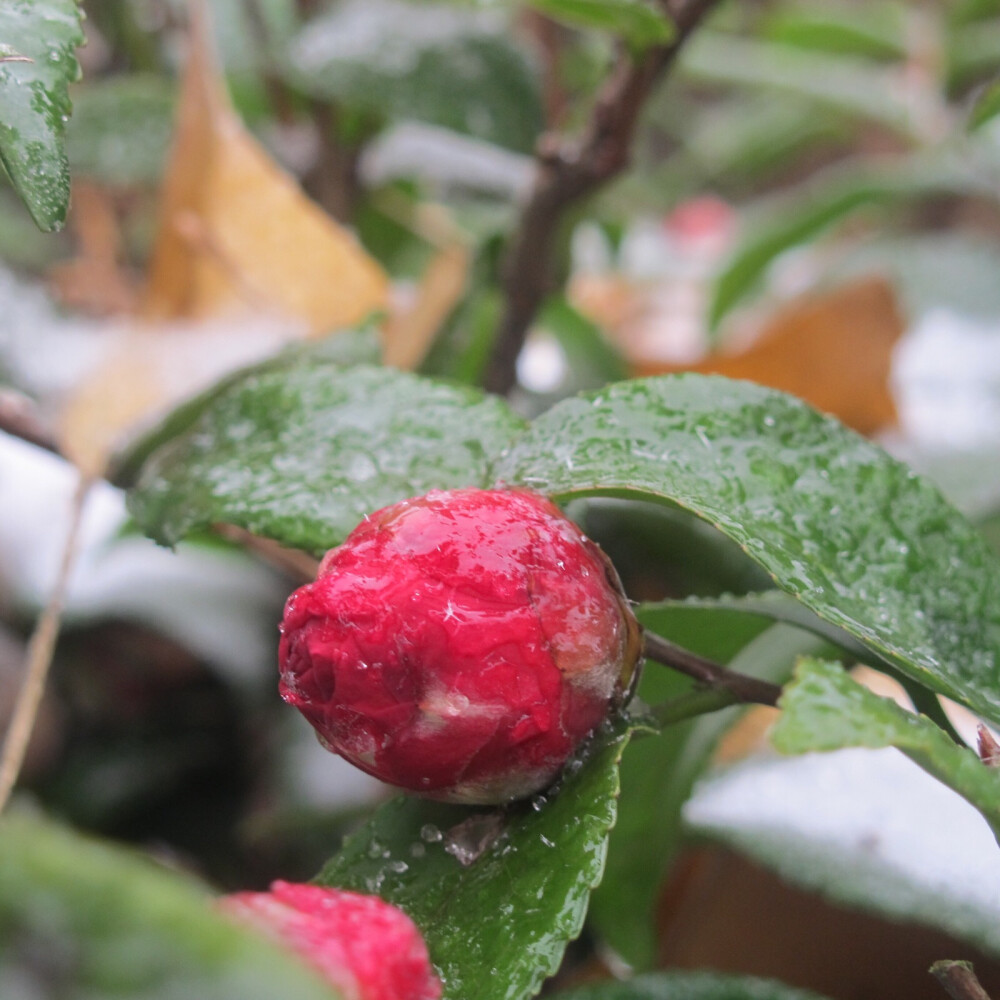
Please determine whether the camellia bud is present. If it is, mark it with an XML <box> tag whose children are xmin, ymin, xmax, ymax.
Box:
<box><xmin>279</xmin><ymin>488</ymin><xmax>641</xmax><ymax>805</ymax></box>
<box><xmin>220</xmin><ymin>881</ymin><xmax>441</xmax><ymax>1000</ymax></box>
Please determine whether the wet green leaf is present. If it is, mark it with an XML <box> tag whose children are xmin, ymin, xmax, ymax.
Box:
<box><xmin>0</xmin><ymin>0</ymin><xmax>84</xmax><ymax>230</ymax></box>
<box><xmin>773</xmin><ymin>658</ymin><xmax>1000</xmax><ymax>841</ymax></box>
<box><xmin>557</xmin><ymin>970</ymin><xmax>833</xmax><ymax>1000</ymax></box>
<box><xmin>0</xmin><ymin>812</ymin><xmax>339</xmax><ymax>999</ymax></box>
<box><xmin>127</xmin><ymin>362</ymin><xmax>525</xmax><ymax>555</ymax></box>
<box><xmin>494</xmin><ymin>375</ymin><xmax>1000</xmax><ymax>727</ymax></box>
<box><xmin>317</xmin><ymin>722</ymin><xmax>630</xmax><ymax>1000</ymax></box>
<box><xmin>524</xmin><ymin>0</ymin><xmax>675</xmax><ymax>50</ymax></box>
<box><xmin>113</xmin><ymin>329</ymin><xmax>382</xmax><ymax>489</ymax></box>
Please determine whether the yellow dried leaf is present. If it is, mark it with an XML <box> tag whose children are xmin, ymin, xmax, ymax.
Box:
<box><xmin>631</xmin><ymin>278</ymin><xmax>903</xmax><ymax>435</ymax></box>
<box><xmin>140</xmin><ymin>5</ymin><xmax>388</xmax><ymax>333</ymax></box>
<box><xmin>382</xmin><ymin>242</ymin><xmax>470</xmax><ymax>370</ymax></box>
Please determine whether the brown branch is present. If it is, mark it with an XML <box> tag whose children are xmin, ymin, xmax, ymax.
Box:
<box><xmin>306</xmin><ymin>100</ymin><xmax>363</xmax><ymax>225</ymax></box>
<box><xmin>484</xmin><ymin>0</ymin><xmax>722</xmax><ymax>395</ymax></box>
<box><xmin>931</xmin><ymin>961</ymin><xmax>995</xmax><ymax>1000</ymax></box>
<box><xmin>643</xmin><ymin>630</ymin><xmax>783</xmax><ymax>707</ymax></box>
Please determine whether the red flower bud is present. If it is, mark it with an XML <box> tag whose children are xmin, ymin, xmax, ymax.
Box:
<box><xmin>279</xmin><ymin>488</ymin><xmax>640</xmax><ymax>804</ymax></box>
<box><xmin>220</xmin><ymin>881</ymin><xmax>441</xmax><ymax>1000</ymax></box>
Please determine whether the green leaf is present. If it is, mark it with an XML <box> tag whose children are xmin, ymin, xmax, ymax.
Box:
<box><xmin>590</xmin><ymin>618</ymin><xmax>836</xmax><ymax>968</ymax></box>
<box><xmin>494</xmin><ymin>375</ymin><xmax>1000</xmax><ymax>727</ymax></box>
<box><xmin>556</xmin><ymin>970</ymin><xmax>834</xmax><ymax>1000</ymax></box>
<box><xmin>761</xmin><ymin>2</ymin><xmax>906</xmax><ymax>62</ymax></box>
<box><xmin>0</xmin><ymin>812</ymin><xmax>339</xmax><ymax>999</ymax></box>
<box><xmin>773</xmin><ymin>658</ymin><xmax>1000</xmax><ymax>842</ymax></box>
<box><xmin>112</xmin><ymin>329</ymin><xmax>383</xmax><ymax>489</ymax></box>
<box><xmin>286</xmin><ymin>0</ymin><xmax>543</xmax><ymax>154</ymax></box>
<box><xmin>66</xmin><ymin>74</ymin><xmax>176</xmax><ymax>186</ymax></box>
<box><xmin>523</xmin><ymin>0</ymin><xmax>675</xmax><ymax>50</ymax></box>
<box><xmin>0</xmin><ymin>0</ymin><xmax>84</xmax><ymax>230</ymax></box>
<box><xmin>970</xmin><ymin>79</ymin><xmax>1000</xmax><ymax>131</ymax></box>
<box><xmin>127</xmin><ymin>361</ymin><xmax>525</xmax><ymax>555</ymax></box>
<box><xmin>317</xmin><ymin>722</ymin><xmax>631</xmax><ymax>1000</ymax></box>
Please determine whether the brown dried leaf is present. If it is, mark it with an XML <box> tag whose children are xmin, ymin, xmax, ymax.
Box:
<box><xmin>633</xmin><ymin>278</ymin><xmax>903</xmax><ymax>435</ymax></box>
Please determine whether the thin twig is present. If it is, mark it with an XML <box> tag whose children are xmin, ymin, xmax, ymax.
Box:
<box><xmin>484</xmin><ymin>0</ymin><xmax>723</xmax><ymax>395</ymax></box>
<box><xmin>931</xmin><ymin>961</ymin><xmax>995</xmax><ymax>1000</ymax></box>
<box><xmin>213</xmin><ymin>524</ymin><xmax>320</xmax><ymax>582</ymax></box>
<box><xmin>0</xmin><ymin>475</ymin><xmax>92</xmax><ymax>815</ymax></box>
<box><xmin>642</xmin><ymin>630</ymin><xmax>783</xmax><ymax>707</ymax></box>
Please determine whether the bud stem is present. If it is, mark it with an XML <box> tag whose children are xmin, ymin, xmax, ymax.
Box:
<box><xmin>641</xmin><ymin>631</ymin><xmax>782</xmax><ymax>708</ymax></box>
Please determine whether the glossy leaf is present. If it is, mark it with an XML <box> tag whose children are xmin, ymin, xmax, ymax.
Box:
<box><xmin>557</xmin><ymin>971</ymin><xmax>833</xmax><ymax>1000</ymax></box>
<box><xmin>0</xmin><ymin>0</ymin><xmax>84</xmax><ymax>230</ymax></box>
<box><xmin>127</xmin><ymin>361</ymin><xmax>525</xmax><ymax>555</ymax></box>
<box><xmin>591</xmin><ymin>617</ymin><xmax>836</xmax><ymax>968</ymax></box>
<box><xmin>112</xmin><ymin>329</ymin><xmax>382</xmax><ymax>488</ymax></box>
<box><xmin>0</xmin><ymin>812</ymin><xmax>338</xmax><ymax>999</ymax></box>
<box><xmin>286</xmin><ymin>0</ymin><xmax>543</xmax><ymax>153</ymax></box>
<box><xmin>494</xmin><ymin>375</ymin><xmax>1000</xmax><ymax>727</ymax></box>
<box><xmin>773</xmin><ymin>658</ymin><xmax>1000</xmax><ymax>841</ymax></box>
<box><xmin>317</xmin><ymin>722</ymin><xmax>631</xmax><ymax>1000</ymax></box>
<box><xmin>524</xmin><ymin>0</ymin><xmax>675</xmax><ymax>50</ymax></box>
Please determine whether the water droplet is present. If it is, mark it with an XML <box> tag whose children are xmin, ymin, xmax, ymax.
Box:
<box><xmin>410</xmin><ymin>842</ymin><xmax>426</xmax><ymax>858</ymax></box>
<box><xmin>387</xmin><ymin>860</ymin><xmax>409</xmax><ymax>874</ymax></box>
<box><xmin>530</xmin><ymin>794</ymin><xmax>547</xmax><ymax>812</ymax></box>
<box><xmin>420</xmin><ymin>824</ymin><xmax>442</xmax><ymax>843</ymax></box>
<box><xmin>540</xmin><ymin>834</ymin><xmax>555</xmax><ymax>848</ymax></box>
<box><xmin>367</xmin><ymin>839</ymin><xmax>384</xmax><ymax>859</ymax></box>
